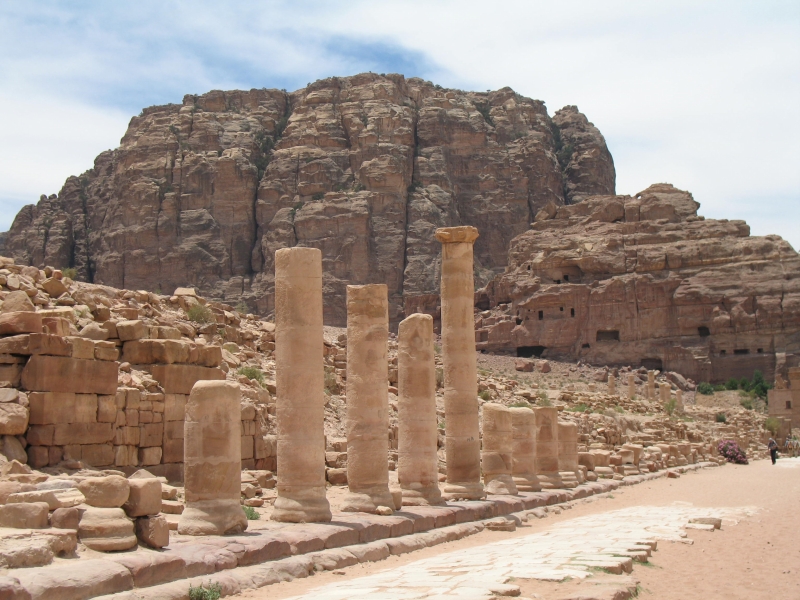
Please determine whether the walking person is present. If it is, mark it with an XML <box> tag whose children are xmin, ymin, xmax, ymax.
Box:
<box><xmin>768</xmin><ymin>437</ymin><xmax>779</xmax><ymax>465</ymax></box>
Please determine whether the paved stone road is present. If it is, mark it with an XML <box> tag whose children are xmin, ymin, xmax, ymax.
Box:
<box><xmin>282</xmin><ymin>503</ymin><xmax>757</xmax><ymax>600</ymax></box>
<box><xmin>776</xmin><ymin>456</ymin><xmax>800</xmax><ymax>468</ymax></box>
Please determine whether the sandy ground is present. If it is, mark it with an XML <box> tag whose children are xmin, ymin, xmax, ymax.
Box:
<box><xmin>238</xmin><ymin>458</ymin><xmax>800</xmax><ymax>600</ymax></box>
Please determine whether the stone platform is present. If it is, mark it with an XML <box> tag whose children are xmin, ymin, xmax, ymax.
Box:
<box><xmin>0</xmin><ymin>463</ymin><xmax>718</xmax><ymax>600</ymax></box>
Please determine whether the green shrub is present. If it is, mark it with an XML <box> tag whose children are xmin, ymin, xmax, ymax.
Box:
<box><xmin>479</xmin><ymin>390</ymin><xmax>491</xmax><ymax>401</ymax></box>
<box><xmin>764</xmin><ymin>416</ymin><xmax>781</xmax><ymax>436</ymax></box>
<box><xmin>715</xmin><ymin>412</ymin><xmax>727</xmax><ymax>423</ymax></box>
<box><xmin>62</xmin><ymin>267</ymin><xmax>78</xmax><ymax>280</ymax></box>
<box><xmin>186</xmin><ymin>304</ymin><xmax>214</xmax><ymax>324</ymax></box>
<box><xmin>568</xmin><ymin>403</ymin><xmax>590</xmax><ymax>413</ymax></box>
<box><xmin>697</xmin><ymin>382</ymin><xmax>714</xmax><ymax>395</ymax></box>
<box><xmin>537</xmin><ymin>391</ymin><xmax>552</xmax><ymax>406</ymax></box>
<box><xmin>664</xmin><ymin>398</ymin><xmax>677</xmax><ymax>416</ymax></box>
<box><xmin>510</xmin><ymin>400</ymin><xmax>533</xmax><ymax>409</ymax></box>
<box><xmin>740</xmin><ymin>397</ymin><xmax>754</xmax><ymax>410</ymax></box>
<box><xmin>713</xmin><ymin>384</ymin><xmax>725</xmax><ymax>392</ymax></box>
<box><xmin>189</xmin><ymin>582</ymin><xmax>222</xmax><ymax>600</ymax></box>
<box><xmin>311</xmin><ymin>192</ymin><xmax>325</xmax><ymax>201</ymax></box>
<box><xmin>725</xmin><ymin>378</ymin><xmax>739</xmax><ymax>391</ymax></box>
<box><xmin>237</xmin><ymin>366</ymin><xmax>264</xmax><ymax>385</ymax></box>
<box><xmin>243</xmin><ymin>506</ymin><xmax>260</xmax><ymax>520</ymax></box>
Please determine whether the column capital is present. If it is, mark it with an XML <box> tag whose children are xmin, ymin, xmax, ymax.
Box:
<box><xmin>435</xmin><ymin>226</ymin><xmax>479</xmax><ymax>244</ymax></box>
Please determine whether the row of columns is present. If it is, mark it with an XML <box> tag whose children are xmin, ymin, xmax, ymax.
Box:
<box><xmin>178</xmin><ymin>226</ymin><xmax>583</xmax><ymax>531</ymax></box>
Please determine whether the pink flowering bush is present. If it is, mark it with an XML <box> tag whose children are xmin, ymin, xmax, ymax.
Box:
<box><xmin>717</xmin><ymin>440</ymin><xmax>748</xmax><ymax>464</ymax></box>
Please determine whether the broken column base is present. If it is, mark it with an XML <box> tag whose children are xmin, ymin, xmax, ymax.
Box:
<box><xmin>558</xmin><ymin>471</ymin><xmax>580</xmax><ymax>488</ymax></box>
<box><xmin>513</xmin><ymin>475</ymin><xmax>543</xmax><ymax>493</ymax></box>
<box><xmin>442</xmin><ymin>481</ymin><xmax>486</xmax><ymax>501</ymax></box>
<box><xmin>484</xmin><ymin>474</ymin><xmax>518</xmax><ymax>496</ymax></box>
<box><xmin>536</xmin><ymin>473</ymin><xmax>564</xmax><ymax>489</ymax></box>
<box><xmin>272</xmin><ymin>490</ymin><xmax>332</xmax><ymax>523</ymax></box>
<box><xmin>400</xmin><ymin>483</ymin><xmax>445</xmax><ymax>507</ymax></box>
<box><xmin>177</xmin><ymin>500</ymin><xmax>247</xmax><ymax>536</ymax></box>
<box><xmin>341</xmin><ymin>486</ymin><xmax>396</xmax><ymax>514</ymax></box>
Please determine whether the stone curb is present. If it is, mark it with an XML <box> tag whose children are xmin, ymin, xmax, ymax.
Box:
<box><xmin>0</xmin><ymin>462</ymin><xmax>715</xmax><ymax>600</ymax></box>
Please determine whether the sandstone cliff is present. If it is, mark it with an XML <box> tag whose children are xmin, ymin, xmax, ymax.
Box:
<box><xmin>475</xmin><ymin>184</ymin><xmax>800</xmax><ymax>382</ymax></box>
<box><xmin>4</xmin><ymin>74</ymin><xmax>614</xmax><ymax>325</ymax></box>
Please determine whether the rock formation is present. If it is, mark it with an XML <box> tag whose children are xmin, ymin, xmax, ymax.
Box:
<box><xmin>476</xmin><ymin>184</ymin><xmax>800</xmax><ymax>382</ymax></box>
<box><xmin>3</xmin><ymin>74</ymin><xmax>614</xmax><ymax>325</ymax></box>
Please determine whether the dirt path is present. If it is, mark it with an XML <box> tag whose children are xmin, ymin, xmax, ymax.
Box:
<box><xmin>237</xmin><ymin>458</ymin><xmax>800</xmax><ymax>599</ymax></box>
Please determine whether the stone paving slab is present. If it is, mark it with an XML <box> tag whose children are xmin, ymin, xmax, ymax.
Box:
<box><xmin>0</xmin><ymin>464</ymin><xmax>715</xmax><ymax>599</ymax></box>
<box><xmin>279</xmin><ymin>503</ymin><xmax>756</xmax><ymax>599</ymax></box>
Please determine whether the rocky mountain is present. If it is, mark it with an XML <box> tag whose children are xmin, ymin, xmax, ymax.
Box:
<box><xmin>3</xmin><ymin>73</ymin><xmax>614</xmax><ymax>325</ymax></box>
<box><xmin>475</xmin><ymin>184</ymin><xmax>800</xmax><ymax>383</ymax></box>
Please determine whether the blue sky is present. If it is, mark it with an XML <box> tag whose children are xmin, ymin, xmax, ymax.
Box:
<box><xmin>1</xmin><ymin>1</ymin><xmax>798</xmax><ymax>249</ymax></box>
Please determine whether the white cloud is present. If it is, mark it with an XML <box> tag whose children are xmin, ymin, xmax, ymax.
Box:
<box><xmin>0</xmin><ymin>1</ymin><xmax>798</xmax><ymax>250</ymax></box>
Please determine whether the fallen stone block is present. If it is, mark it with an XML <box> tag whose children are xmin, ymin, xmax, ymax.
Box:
<box><xmin>0</xmin><ymin>403</ymin><xmax>28</xmax><ymax>436</ymax></box>
<box><xmin>7</xmin><ymin>489</ymin><xmax>85</xmax><ymax>510</ymax></box>
<box><xmin>0</xmin><ymin>502</ymin><xmax>49</xmax><ymax>529</ymax></box>
<box><xmin>116</xmin><ymin>320</ymin><xmax>148</xmax><ymax>342</ymax></box>
<box><xmin>136</xmin><ymin>515</ymin><xmax>170</xmax><ymax>549</ymax></box>
<box><xmin>0</xmin><ymin>311</ymin><xmax>42</xmax><ymax>335</ymax></box>
<box><xmin>123</xmin><ymin>478</ymin><xmax>162</xmax><ymax>517</ymax></box>
<box><xmin>77</xmin><ymin>475</ymin><xmax>130</xmax><ymax>508</ymax></box>
<box><xmin>50</xmin><ymin>507</ymin><xmax>80</xmax><ymax>530</ymax></box>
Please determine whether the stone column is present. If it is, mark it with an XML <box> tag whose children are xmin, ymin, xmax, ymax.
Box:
<box><xmin>435</xmin><ymin>226</ymin><xmax>484</xmax><ymax>500</ymax></box>
<box><xmin>558</xmin><ymin>421</ymin><xmax>580</xmax><ymax>488</ymax></box>
<box><xmin>397</xmin><ymin>313</ymin><xmax>443</xmax><ymax>506</ymax></box>
<box><xmin>178</xmin><ymin>380</ymin><xmax>247</xmax><ymax>535</ymax></box>
<box><xmin>608</xmin><ymin>374</ymin><xmax>616</xmax><ymax>395</ymax></box>
<box><xmin>659</xmin><ymin>382</ymin><xmax>671</xmax><ymax>404</ymax></box>
<box><xmin>342</xmin><ymin>284</ymin><xmax>395</xmax><ymax>513</ymax></box>
<box><xmin>628</xmin><ymin>374</ymin><xmax>636</xmax><ymax>398</ymax></box>
<box><xmin>533</xmin><ymin>406</ymin><xmax>562</xmax><ymax>489</ymax></box>
<box><xmin>272</xmin><ymin>247</ymin><xmax>331</xmax><ymax>523</ymax></box>
<box><xmin>647</xmin><ymin>371</ymin><xmax>656</xmax><ymax>400</ymax></box>
<box><xmin>676</xmin><ymin>389</ymin><xmax>684</xmax><ymax>412</ymax></box>
<box><xmin>481</xmin><ymin>403</ymin><xmax>517</xmax><ymax>495</ymax></box>
<box><xmin>510</xmin><ymin>407</ymin><xmax>541</xmax><ymax>492</ymax></box>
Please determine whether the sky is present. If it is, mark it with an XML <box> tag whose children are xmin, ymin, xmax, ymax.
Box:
<box><xmin>1</xmin><ymin>1</ymin><xmax>798</xmax><ymax>249</ymax></box>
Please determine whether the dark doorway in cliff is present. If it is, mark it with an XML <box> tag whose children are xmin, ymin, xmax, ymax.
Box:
<box><xmin>698</xmin><ymin>326</ymin><xmax>710</xmax><ymax>337</ymax></box>
<box><xmin>517</xmin><ymin>346</ymin><xmax>546</xmax><ymax>358</ymax></box>
<box><xmin>734</xmin><ymin>349</ymin><xmax>750</xmax><ymax>355</ymax></box>
<box><xmin>641</xmin><ymin>358</ymin><xmax>663</xmax><ymax>371</ymax></box>
<box><xmin>596</xmin><ymin>330</ymin><xmax>620</xmax><ymax>342</ymax></box>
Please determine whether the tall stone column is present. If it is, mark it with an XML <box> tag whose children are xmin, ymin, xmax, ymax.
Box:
<box><xmin>342</xmin><ymin>284</ymin><xmax>395</xmax><ymax>513</ymax></box>
<box><xmin>628</xmin><ymin>374</ymin><xmax>636</xmax><ymax>398</ymax></box>
<box><xmin>534</xmin><ymin>406</ymin><xmax>562</xmax><ymax>489</ymax></box>
<box><xmin>608</xmin><ymin>374</ymin><xmax>616</xmax><ymax>395</ymax></box>
<box><xmin>647</xmin><ymin>371</ymin><xmax>656</xmax><ymax>400</ymax></box>
<box><xmin>510</xmin><ymin>407</ymin><xmax>541</xmax><ymax>492</ymax></box>
<box><xmin>179</xmin><ymin>380</ymin><xmax>247</xmax><ymax>535</ymax></box>
<box><xmin>558</xmin><ymin>421</ymin><xmax>580</xmax><ymax>488</ymax></box>
<box><xmin>435</xmin><ymin>226</ymin><xmax>484</xmax><ymax>500</ymax></box>
<box><xmin>272</xmin><ymin>247</ymin><xmax>331</xmax><ymax>523</ymax></box>
<box><xmin>659</xmin><ymin>382</ymin><xmax>671</xmax><ymax>404</ymax></box>
<box><xmin>481</xmin><ymin>403</ymin><xmax>517</xmax><ymax>495</ymax></box>
<box><xmin>676</xmin><ymin>389</ymin><xmax>684</xmax><ymax>412</ymax></box>
<box><xmin>397</xmin><ymin>313</ymin><xmax>443</xmax><ymax>506</ymax></box>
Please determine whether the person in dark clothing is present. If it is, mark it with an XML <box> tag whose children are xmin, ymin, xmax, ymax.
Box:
<box><xmin>768</xmin><ymin>438</ymin><xmax>778</xmax><ymax>464</ymax></box>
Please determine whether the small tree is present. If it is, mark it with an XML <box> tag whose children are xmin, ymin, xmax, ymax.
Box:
<box><xmin>764</xmin><ymin>417</ymin><xmax>781</xmax><ymax>436</ymax></box>
<box><xmin>664</xmin><ymin>398</ymin><xmax>677</xmax><ymax>416</ymax></box>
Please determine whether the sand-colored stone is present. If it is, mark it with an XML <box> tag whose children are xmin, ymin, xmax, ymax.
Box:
<box><xmin>481</xmin><ymin>403</ymin><xmax>517</xmax><ymax>495</ymax></box>
<box><xmin>628</xmin><ymin>374</ymin><xmax>636</xmax><ymax>398</ymax></box>
<box><xmin>558</xmin><ymin>421</ymin><xmax>580</xmax><ymax>488</ymax></box>
<box><xmin>659</xmin><ymin>382</ymin><xmax>671</xmax><ymax>404</ymax></box>
<box><xmin>397</xmin><ymin>313</ymin><xmax>443</xmax><ymax>506</ymax></box>
<box><xmin>608</xmin><ymin>374</ymin><xmax>616</xmax><ymax>395</ymax></box>
<box><xmin>271</xmin><ymin>247</ymin><xmax>331</xmax><ymax>523</ymax></box>
<box><xmin>676</xmin><ymin>389</ymin><xmax>684</xmax><ymax>411</ymax></box>
<box><xmin>178</xmin><ymin>380</ymin><xmax>247</xmax><ymax>535</ymax></box>
<box><xmin>436</xmin><ymin>226</ymin><xmax>484</xmax><ymax>501</ymax></box>
<box><xmin>647</xmin><ymin>371</ymin><xmax>656</xmax><ymax>401</ymax></box>
<box><xmin>510</xmin><ymin>407</ymin><xmax>541</xmax><ymax>492</ymax></box>
<box><xmin>533</xmin><ymin>406</ymin><xmax>563</xmax><ymax>489</ymax></box>
<box><xmin>342</xmin><ymin>284</ymin><xmax>394</xmax><ymax>513</ymax></box>
<box><xmin>78</xmin><ymin>507</ymin><xmax>137</xmax><ymax>551</ymax></box>
<box><xmin>77</xmin><ymin>475</ymin><xmax>130</xmax><ymax>508</ymax></box>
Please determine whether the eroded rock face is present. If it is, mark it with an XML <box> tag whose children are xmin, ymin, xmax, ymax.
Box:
<box><xmin>5</xmin><ymin>74</ymin><xmax>614</xmax><ymax>325</ymax></box>
<box><xmin>476</xmin><ymin>184</ymin><xmax>800</xmax><ymax>382</ymax></box>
